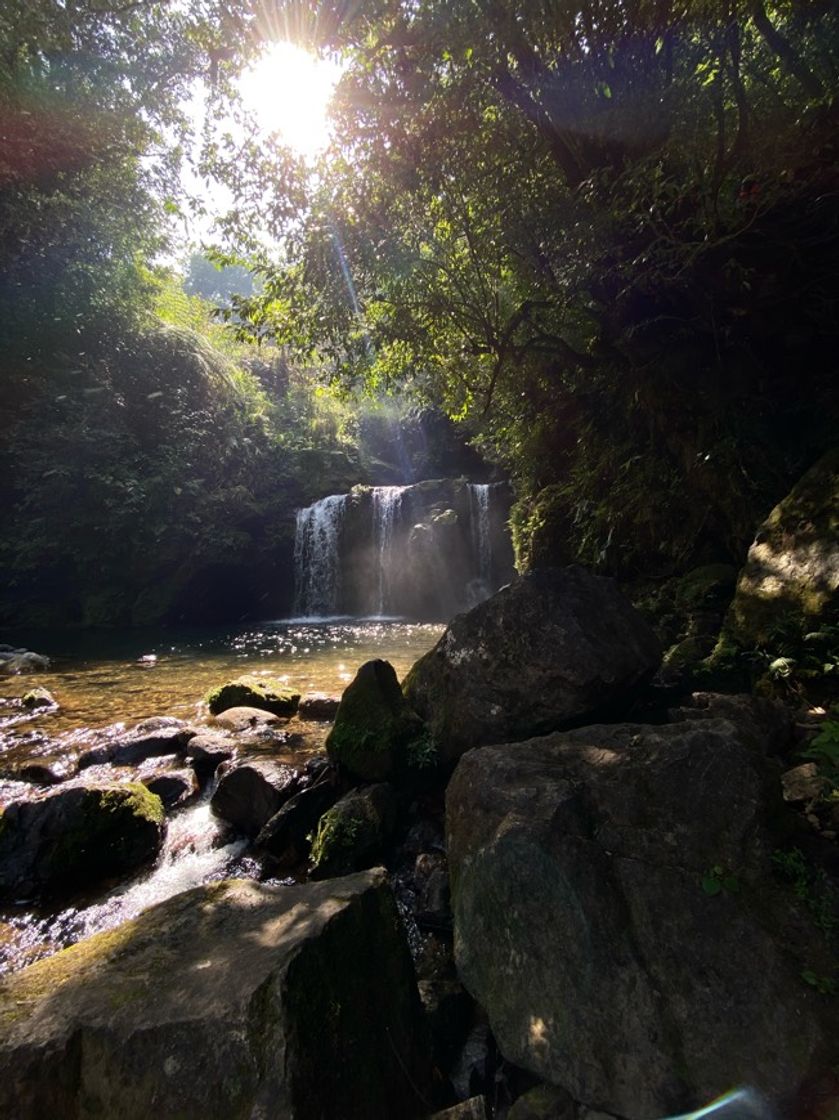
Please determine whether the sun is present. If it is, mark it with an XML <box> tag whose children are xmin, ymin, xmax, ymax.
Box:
<box><xmin>238</xmin><ymin>41</ymin><xmax>342</xmax><ymax>159</ymax></box>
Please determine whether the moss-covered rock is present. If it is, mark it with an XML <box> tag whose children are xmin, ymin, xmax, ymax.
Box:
<box><xmin>326</xmin><ymin>659</ymin><xmax>432</xmax><ymax>782</ymax></box>
<box><xmin>507</xmin><ymin>1085</ymin><xmax>575</xmax><ymax>1120</ymax></box>
<box><xmin>0</xmin><ymin>782</ymin><xmax>165</xmax><ymax>900</ymax></box>
<box><xmin>21</xmin><ymin>687</ymin><xmax>57</xmax><ymax>711</ymax></box>
<box><xmin>310</xmin><ymin>784</ymin><xmax>398</xmax><ymax>879</ymax></box>
<box><xmin>205</xmin><ymin>674</ymin><xmax>301</xmax><ymax>717</ymax></box>
<box><xmin>0</xmin><ymin>871</ymin><xmax>432</xmax><ymax>1119</ymax></box>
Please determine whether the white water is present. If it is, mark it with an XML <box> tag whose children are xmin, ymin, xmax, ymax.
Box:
<box><xmin>468</xmin><ymin>483</ymin><xmax>492</xmax><ymax>587</ymax></box>
<box><xmin>371</xmin><ymin>485</ymin><xmax>405</xmax><ymax>616</ymax></box>
<box><xmin>293</xmin><ymin>493</ymin><xmax>347</xmax><ymax>617</ymax></box>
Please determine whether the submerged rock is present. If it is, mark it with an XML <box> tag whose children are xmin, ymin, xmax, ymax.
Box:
<box><xmin>212</xmin><ymin>705</ymin><xmax>283</xmax><ymax>731</ymax></box>
<box><xmin>446</xmin><ymin>719</ymin><xmax>837</xmax><ymax>1115</ymax></box>
<box><xmin>0</xmin><ymin>782</ymin><xmax>165</xmax><ymax>900</ymax></box>
<box><xmin>0</xmin><ymin>870</ymin><xmax>432</xmax><ymax>1119</ymax></box>
<box><xmin>205</xmin><ymin>675</ymin><xmax>301</xmax><ymax>717</ymax></box>
<box><xmin>210</xmin><ymin>759</ymin><xmax>300</xmax><ymax>836</ymax></box>
<box><xmin>0</xmin><ymin>739</ymin><xmax>79</xmax><ymax>785</ymax></box>
<box><xmin>404</xmin><ymin>567</ymin><xmax>661</xmax><ymax>765</ymax></box>
<box><xmin>21</xmin><ymin>687</ymin><xmax>57</xmax><ymax>711</ymax></box>
<box><xmin>326</xmin><ymin>659</ymin><xmax>431</xmax><ymax>781</ymax></box>
<box><xmin>310</xmin><ymin>783</ymin><xmax>398</xmax><ymax>879</ymax></box>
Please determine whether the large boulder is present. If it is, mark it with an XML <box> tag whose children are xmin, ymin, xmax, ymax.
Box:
<box><xmin>404</xmin><ymin>567</ymin><xmax>661</xmax><ymax>765</ymax></box>
<box><xmin>0</xmin><ymin>782</ymin><xmax>165</xmax><ymax>900</ymax></box>
<box><xmin>326</xmin><ymin>659</ymin><xmax>431</xmax><ymax>781</ymax></box>
<box><xmin>210</xmin><ymin>759</ymin><xmax>300</xmax><ymax>836</ymax></box>
<box><xmin>726</xmin><ymin>448</ymin><xmax>839</xmax><ymax>644</ymax></box>
<box><xmin>205</xmin><ymin>675</ymin><xmax>301</xmax><ymax>717</ymax></box>
<box><xmin>0</xmin><ymin>870</ymin><xmax>432</xmax><ymax>1119</ymax></box>
<box><xmin>310</xmin><ymin>784</ymin><xmax>398</xmax><ymax>879</ymax></box>
<box><xmin>446</xmin><ymin>719</ymin><xmax>837</xmax><ymax>1116</ymax></box>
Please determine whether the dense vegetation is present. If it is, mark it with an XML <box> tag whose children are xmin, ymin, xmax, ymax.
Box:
<box><xmin>0</xmin><ymin>1</ymin><xmax>837</xmax><ymax>630</ymax></box>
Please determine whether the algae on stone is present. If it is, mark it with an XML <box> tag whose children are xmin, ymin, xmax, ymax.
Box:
<box><xmin>205</xmin><ymin>674</ymin><xmax>301</xmax><ymax>716</ymax></box>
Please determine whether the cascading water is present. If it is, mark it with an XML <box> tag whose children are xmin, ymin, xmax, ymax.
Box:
<box><xmin>468</xmin><ymin>483</ymin><xmax>492</xmax><ymax>588</ymax></box>
<box><xmin>371</xmin><ymin>486</ymin><xmax>405</xmax><ymax>616</ymax></box>
<box><xmin>293</xmin><ymin>493</ymin><xmax>347</xmax><ymax>617</ymax></box>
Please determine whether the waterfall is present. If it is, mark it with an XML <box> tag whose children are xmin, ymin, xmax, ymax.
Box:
<box><xmin>293</xmin><ymin>494</ymin><xmax>347</xmax><ymax>618</ymax></box>
<box><xmin>371</xmin><ymin>486</ymin><xmax>405</xmax><ymax>616</ymax></box>
<box><xmin>469</xmin><ymin>483</ymin><xmax>492</xmax><ymax>587</ymax></box>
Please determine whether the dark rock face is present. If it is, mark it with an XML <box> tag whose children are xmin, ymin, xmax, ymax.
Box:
<box><xmin>256</xmin><ymin>768</ymin><xmax>343</xmax><ymax>868</ymax></box>
<box><xmin>141</xmin><ymin>767</ymin><xmax>200</xmax><ymax>810</ymax></box>
<box><xmin>0</xmin><ymin>783</ymin><xmax>165</xmax><ymax>900</ymax></box>
<box><xmin>210</xmin><ymin>759</ymin><xmax>300</xmax><ymax>836</ymax></box>
<box><xmin>111</xmin><ymin>721</ymin><xmax>197</xmax><ymax>767</ymax></box>
<box><xmin>446</xmin><ymin>720</ymin><xmax>837</xmax><ymax>1115</ymax></box>
<box><xmin>205</xmin><ymin>675</ymin><xmax>301</xmax><ymax>717</ymax></box>
<box><xmin>404</xmin><ymin>567</ymin><xmax>661</xmax><ymax>765</ymax></box>
<box><xmin>0</xmin><ymin>870</ymin><xmax>432</xmax><ymax>1119</ymax></box>
<box><xmin>310</xmin><ymin>784</ymin><xmax>398</xmax><ymax>879</ymax></box>
<box><xmin>327</xmin><ymin>659</ymin><xmax>430</xmax><ymax>782</ymax></box>
<box><xmin>298</xmin><ymin>694</ymin><xmax>341</xmax><ymax>721</ymax></box>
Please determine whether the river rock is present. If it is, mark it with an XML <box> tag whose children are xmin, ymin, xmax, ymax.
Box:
<box><xmin>326</xmin><ymin>659</ymin><xmax>430</xmax><ymax>781</ymax></box>
<box><xmin>142</xmin><ymin>766</ymin><xmax>200</xmax><ymax>810</ymax></box>
<box><xmin>212</xmin><ymin>705</ymin><xmax>283</xmax><ymax>731</ymax></box>
<box><xmin>21</xmin><ymin>687</ymin><xmax>57</xmax><ymax>710</ymax></box>
<box><xmin>256</xmin><ymin>766</ymin><xmax>343</xmax><ymax>867</ymax></box>
<box><xmin>0</xmin><ymin>739</ymin><xmax>79</xmax><ymax>785</ymax></box>
<box><xmin>310</xmin><ymin>783</ymin><xmax>398</xmax><ymax>879</ymax></box>
<box><xmin>0</xmin><ymin>782</ymin><xmax>165</xmax><ymax>900</ymax></box>
<box><xmin>0</xmin><ymin>869</ymin><xmax>432</xmax><ymax>1119</ymax></box>
<box><xmin>726</xmin><ymin>448</ymin><xmax>839</xmax><ymax>643</ymax></box>
<box><xmin>404</xmin><ymin>567</ymin><xmax>661</xmax><ymax>765</ymax></box>
<box><xmin>446</xmin><ymin>719</ymin><xmax>837</xmax><ymax>1115</ymax></box>
<box><xmin>0</xmin><ymin>650</ymin><xmax>49</xmax><ymax>675</ymax></box>
<box><xmin>205</xmin><ymin>674</ymin><xmax>301</xmax><ymax>717</ymax></box>
<box><xmin>110</xmin><ymin>719</ymin><xmax>196</xmax><ymax>766</ymax></box>
<box><xmin>210</xmin><ymin>759</ymin><xmax>300</xmax><ymax>836</ymax></box>
<box><xmin>298</xmin><ymin>693</ymin><xmax>341</xmax><ymax>720</ymax></box>
<box><xmin>184</xmin><ymin>730</ymin><xmax>236</xmax><ymax>781</ymax></box>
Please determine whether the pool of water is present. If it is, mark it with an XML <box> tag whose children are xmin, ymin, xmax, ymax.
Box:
<box><xmin>0</xmin><ymin>619</ymin><xmax>443</xmax><ymax>746</ymax></box>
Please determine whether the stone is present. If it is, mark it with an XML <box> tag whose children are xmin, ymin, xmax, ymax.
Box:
<box><xmin>212</xmin><ymin>705</ymin><xmax>282</xmax><ymax>732</ymax></box>
<box><xmin>0</xmin><ymin>740</ymin><xmax>79</xmax><ymax>785</ymax></box>
<box><xmin>0</xmin><ymin>651</ymin><xmax>49</xmax><ymax>675</ymax></box>
<box><xmin>404</xmin><ymin>567</ymin><xmax>661</xmax><ymax>766</ymax></box>
<box><xmin>327</xmin><ymin>659</ymin><xmax>432</xmax><ymax>781</ymax></box>
<box><xmin>142</xmin><ymin>767</ymin><xmax>200</xmax><ymax>810</ymax></box>
<box><xmin>310</xmin><ymin>783</ymin><xmax>398</xmax><ymax>879</ymax></box>
<box><xmin>446</xmin><ymin>719</ymin><xmax>836</xmax><ymax>1116</ymax></box>
<box><xmin>0</xmin><ymin>870</ymin><xmax>432</xmax><ymax>1119</ymax></box>
<box><xmin>667</xmin><ymin>692</ymin><xmax>793</xmax><ymax>755</ymax></box>
<box><xmin>184</xmin><ymin>730</ymin><xmax>236</xmax><ymax>781</ymax></box>
<box><xmin>726</xmin><ymin>448</ymin><xmax>839</xmax><ymax>644</ymax></box>
<box><xmin>110</xmin><ymin>720</ymin><xmax>196</xmax><ymax>766</ymax></box>
<box><xmin>21</xmin><ymin>687</ymin><xmax>57</xmax><ymax>710</ymax></box>
<box><xmin>418</xmin><ymin>977</ymin><xmax>473</xmax><ymax>1074</ymax></box>
<box><xmin>298</xmin><ymin>694</ymin><xmax>341</xmax><ymax>720</ymax></box>
<box><xmin>210</xmin><ymin>759</ymin><xmax>300</xmax><ymax>836</ymax></box>
<box><xmin>0</xmin><ymin>782</ymin><xmax>165</xmax><ymax>900</ymax></box>
<box><xmin>431</xmin><ymin>1098</ymin><xmax>488</xmax><ymax>1120</ymax></box>
<box><xmin>256</xmin><ymin>769</ymin><xmax>343</xmax><ymax>867</ymax></box>
<box><xmin>205</xmin><ymin>674</ymin><xmax>301</xmax><ymax>717</ymax></box>
<box><xmin>507</xmin><ymin>1085</ymin><xmax>576</xmax><ymax>1120</ymax></box>
<box><xmin>782</xmin><ymin>762</ymin><xmax>830</xmax><ymax>804</ymax></box>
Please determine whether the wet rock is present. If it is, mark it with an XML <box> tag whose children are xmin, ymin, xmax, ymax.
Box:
<box><xmin>446</xmin><ymin>719</ymin><xmax>836</xmax><ymax>1115</ymax></box>
<box><xmin>0</xmin><ymin>738</ymin><xmax>79</xmax><ymax>785</ymax></box>
<box><xmin>326</xmin><ymin>659</ymin><xmax>431</xmax><ymax>781</ymax></box>
<box><xmin>726</xmin><ymin>448</ymin><xmax>839</xmax><ymax>644</ymax></box>
<box><xmin>298</xmin><ymin>693</ymin><xmax>341</xmax><ymax>721</ymax></box>
<box><xmin>21</xmin><ymin>687</ymin><xmax>57</xmax><ymax>711</ymax></box>
<box><xmin>0</xmin><ymin>782</ymin><xmax>165</xmax><ymax>900</ymax></box>
<box><xmin>419</xmin><ymin>977</ymin><xmax>473</xmax><ymax>1075</ymax></box>
<box><xmin>0</xmin><ymin>869</ymin><xmax>432</xmax><ymax>1119</ymax></box>
<box><xmin>212</xmin><ymin>705</ymin><xmax>282</xmax><ymax>732</ymax></box>
<box><xmin>782</xmin><ymin>762</ymin><xmax>830</xmax><ymax>804</ymax></box>
<box><xmin>110</xmin><ymin>720</ymin><xmax>196</xmax><ymax>767</ymax></box>
<box><xmin>205</xmin><ymin>675</ymin><xmax>301</xmax><ymax>717</ymax></box>
<box><xmin>309</xmin><ymin>783</ymin><xmax>398</xmax><ymax>879</ymax></box>
<box><xmin>184</xmin><ymin>730</ymin><xmax>236</xmax><ymax>781</ymax></box>
<box><xmin>256</xmin><ymin>768</ymin><xmax>342</xmax><ymax>867</ymax></box>
<box><xmin>210</xmin><ymin>759</ymin><xmax>300</xmax><ymax>836</ymax></box>
<box><xmin>450</xmin><ymin>1023</ymin><xmax>493</xmax><ymax>1103</ymax></box>
<box><xmin>0</xmin><ymin>650</ymin><xmax>50</xmax><ymax>675</ymax></box>
<box><xmin>404</xmin><ymin>567</ymin><xmax>661</xmax><ymax>766</ymax></box>
<box><xmin>431</xmin><ymin>1098</ymin><xmax>488</xmax><ymax>1120</ymax></box>
<box><xmin>507</xmin><ymin>1085</ymin><xmax>576</xmax><ymax>1120</ymax></box>
<box><xmin>142</xmin><ymin>767</ymin><xmax>200</xmax><ymax>810</ymax></box>
<box><xmin>414</xmin><ymin>854</ymin><xmax>451</xmax><ymax>928</ymax></box>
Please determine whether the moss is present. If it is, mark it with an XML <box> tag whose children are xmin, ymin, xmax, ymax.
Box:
<box><xmin>205</xmin><ymin>675</ymin><xmax>301</xmax><ymax>716</ymax></box>
<box><xmin>310</xmin><ymin>811</ymin><xmax>364</xmax><ymax>870</ymax></box>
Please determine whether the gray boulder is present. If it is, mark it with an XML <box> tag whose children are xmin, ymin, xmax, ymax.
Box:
<box><xmin>210</xmin><ymin>759</ymin><xmax>300</xmax><ymax>836</ymax></box>
<box><xmin>0</xmin><ymin>782</ymin><xmax>165</xmax><ymax>900</ymax></box>
<box><xmin>446</xmin><ymin>719</ymin><xmax>837</xmax><ymax>1115</ymax></box>
<box><xmin>404</xmin><ymin>567</ymin><xmax>661</xmax><ymax>765</ymax></box>
<box><xmin>0</xmin><ymin>869</ymin><xmax>431</xmax><ymax>1119</ymax></box>
<box><xmin>0</xmin><ymin>650</ymin><xmax>49</xmax><ymax>675</ymax></box>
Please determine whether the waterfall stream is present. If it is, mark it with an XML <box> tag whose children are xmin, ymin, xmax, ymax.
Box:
<box><xmin>293</xmin><ymin>493</ymin><xmax>347</xmax><ymax>618</ymax></box>
<box><xmin>371</xmin><ymin>486</ymin><xmax>405</xmax><ymax>616</ymax></box>
<box><xmin>468</xmin><ymin>483</ymin><xmax>492</xmax><ymax>587</ymax></box>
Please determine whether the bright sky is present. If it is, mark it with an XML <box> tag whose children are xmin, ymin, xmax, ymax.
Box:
<box><xmin>237</xmin><ymin>40</ymin><xmax>343</xmax><ymax>159</ymax></box>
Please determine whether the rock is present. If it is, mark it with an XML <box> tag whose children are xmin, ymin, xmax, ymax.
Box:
<box><xmin>431</xmin><ymin>1098</ymin><xmax>488</xmax><ymax>1120</ymax></box>
<box><xmin>205</xmin><ymin>674</ymin><xmax>300</xmax><ymax>717</ymax></box>
<box><xmin>184</xmin><ymin>730</ymin><xmax>236</xmax><ymax>781</ymax></box>
<box><xmin>0</xmin><ymin>740</ymin><xmax>79</xmax><ymax>785</ymax></box>
<box><xmin>419</xmin><ymin>977</ymin><xmax>473</xmax><ymax>1074</ymax></box>
<box><xmin>326</xmin><ymin>659</ymin><xmax>431</xmax><ymax>781</ymax></box>
<box><xmin>508</xmin><ymin>1085</ymin><xmax>576</xmax><ymax>1120</ymax></box>
<box><xmin>21</xmin><ymin>687</ymin><xmax>57</xmax><ymax>711</ymax></box>
<box><xmin>110</xmin><ymin>720</ymin><xmax>196</xmax><ymax>766</ymax></box>
<box><xmin>0</xmin><ymin>651</ymin><xmax>49</xmax><ymax>675</ymax></box>
<box><xmin>142</xmin><ymin>767</ymin><xmax>200</xmax><ymax>810</ymax></box>
<box><xmin>404</xmin><ymin>567</ymin><xmax>662</xmax><ymax>765</ymax></box>
<box><xmin>667</xmin><ymin>691</ymin><xmax>793</xmax><ymax>755</ymax></box>
<box><xmin>256</xmin><ymin>768</ymin><xmax>343</xmax><ymax>867</ymax></box>
<box><xmin>310</xmin><ymin>783</ymin><xmax>398</xmax><ymax>879</ymax></box>
<box><xmin>298</xmin><ymin>693</ymin><xmax>341</xmax><ymax>720</ymax></box>
<box><xmin>0</xmin><ymin>869</ymin><xmax>432</xmax><ymax>1119</ymax></box>
<box><xmin>672</xmin><ymin>563</ymin><xmax>738</xmax><ymax>614</ymax></box>
<box><xmin>212</xmin><ymin>705</ymin><xmax>283</xmax><ymax>732</ymax></box>
<box><xmin>782</xmin><ymin>762</ymin><xmax>830</xmax><ymax>804</ymax></box>
<box><xmin>726</xmin><ymin>448</ymin><xmax>839</xmax><ymax>644</ymax></box>
<box><xmin>210</xmin><ymin>759</ymin><xmax>300</xmax><ymax>836</ymax></box>
<box><xmin>446</xmin><ymin>719</ymin><xmax>836</xmax><ymax>1116</ymax></box>
<box><xmin>0</xmin><ymin>782</ymin><xmax>165</xmax><ymax>900</ymax></box>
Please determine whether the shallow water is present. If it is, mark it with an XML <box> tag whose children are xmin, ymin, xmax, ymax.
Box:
<box><xmin>0</xmin><ymin>619</ymin><xmax>442</xmax><ymax>973</ymax></box>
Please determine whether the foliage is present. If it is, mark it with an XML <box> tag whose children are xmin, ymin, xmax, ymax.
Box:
<box><xmin>701</xmin><ymin>864</ymin><xmax>740</xmax><ymax>897</ymax></box>
<box><xmin>772</xmin><ymin>847</ymin><xmax>838</xmax><ymax>938</ymax></box>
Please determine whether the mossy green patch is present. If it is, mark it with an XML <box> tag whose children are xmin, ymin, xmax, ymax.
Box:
<box><xmin>205</xmin><ymin>675</ymin><xmax>301</xmax><ymax>716</ymax></box>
